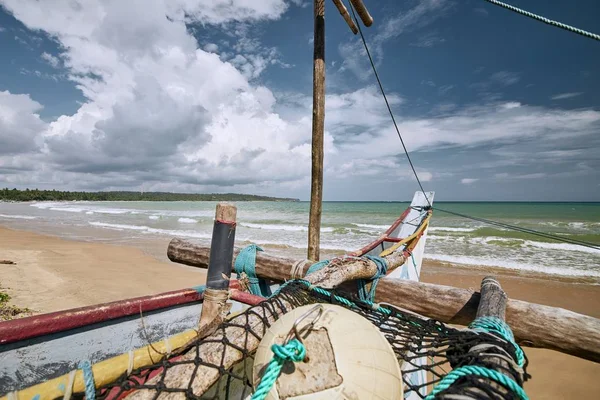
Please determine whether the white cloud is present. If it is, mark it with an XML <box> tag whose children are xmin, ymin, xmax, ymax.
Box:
<box><xmin>0</xmin><ymin>0</ymin><xmax>599</xmax><ymax>199</ymax></box>
<box><xmin>0</xmin><ymin>91</ymin><xmax>46</xmax><ymax>155</ymax></box>
<box><xmin>495</xmin><ymin>173</ymin><xmax>547</xmax><ymax>180</ymax></box>
<box><xmin>0</xmin><ymin>0</ymin><xmax>314</xmax><ymax>190</ymax></box>
<box><xmin>41</xmin><ymin>52</ymin><xmax>60</xmax><ymax>68</ymax></box>
<box><xmin>461</xmin><ymin>178</ymin><xmax>478</xmax><ymax>184</ymax></box>
<box><xmin>203</xmin><ymin>43</ymin><xmax>218</xmax><ymax>52</ymax></box>
<box><xmin>551</xmin><ymin>92</ymin><xmax>582</xmax><ymax>100</ymax></box>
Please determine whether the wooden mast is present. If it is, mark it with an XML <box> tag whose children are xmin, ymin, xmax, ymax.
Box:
<box><xmin>307</xmin><ymin>0</ymin><xmax>371</xmax><ymax>261</ymax></box>
<box><xmin>307</xmin><ymin>0</ymin><xmax>326</xmax><ymax>261</ymax></box>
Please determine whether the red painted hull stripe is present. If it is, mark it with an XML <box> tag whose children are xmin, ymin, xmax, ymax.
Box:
<box><xmin>0</xmin><ymin>281</ymin><xmax>242</xmax><ymax>345</ymax></box>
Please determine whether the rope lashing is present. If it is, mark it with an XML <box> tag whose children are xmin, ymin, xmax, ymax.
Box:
<box><xmin>78</xmin><ymin>360</ymin><xmax>96</xmax><ymax>400</ymax></box>
<box><xmin>251</xmin><ymin>339</ymin><xmax>306</xmax><ymax>400</ymax></box>
<box><xmin>305</xmin><ymin>259</ymin><xmax>330</xmax><ymax>276</ymax></box>
<box><xmin>483</xmin><ymin>0</ymin><xmax>600</xmax><ymax>42</ymax></box>
<box><xmin>425</xmin><ymin>365</ymin><xmax>529</xmax><ymax>400</ymax></box>
<box><xmin>235</xmin><ymin>244</ymin><xmax>272</xmax><ymax>297</ymax></box>
<box><xmin>357</xmin><ymin>255</ymin><xmax>388</xmax><ymax>302</ymax></box>
<box><xmin>379</xmin><ymin>213</ymin><xmax>431</xmax><ymax>257</ymax></box>
<box><xmin>470</xmin><ymin>316</ymin><xmax>525</xmax><ymax>367</ymax></box>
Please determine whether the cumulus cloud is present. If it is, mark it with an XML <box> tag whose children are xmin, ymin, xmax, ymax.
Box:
<box><xmin>0</xmin><ymin>0</ymin><xmax>598</xmax><ymax>200</ymax></box>
<box><xmin>0</xmin><ymin>0</ymin><xmax>315</xmax><ymax>191</ymax></box>
<box><xmin>0</xmin><ymin>91</ymin><xmax>46</xmax><ymax>155</ymax></box>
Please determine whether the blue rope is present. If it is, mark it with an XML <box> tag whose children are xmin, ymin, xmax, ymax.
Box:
<box><xmin>356</xmin><ymin>256</ymin><xmax>388</xmax><ymax>302</ymax></box>
<box><xmin>251</xmin><ymin>339</ymin><xmax>306</xmax><ymax>400</ymax></box>
<box><xmin>470</xmin><ymin>316</ymin><xmax>525</xmax><ymax>367</ymax></box>
<box><xmin>305</xmin><ymin>259</ymin><xmax>330</xmax><ymax>276</ymax></box>
<box><xmin>78</xmin><ymin>360</ymin><xmax>96</xmax><ymax>400</ymax></box>
<box><xmin>235</xmin><ymin>244</ymin><xmax>271</xmax><ymax>297</ymax></box>
<box><xmin>483</xmin><ymin>0</ymin><xmax>600</xmax><ymax>42</ymax></box>
<box><xmin>425</xmin><ymin>365</ymin><xmax>529</xmax><ymax>400</ymax></box>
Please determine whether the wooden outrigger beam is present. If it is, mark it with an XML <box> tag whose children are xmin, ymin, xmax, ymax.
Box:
<box><xmin>332</xmin><ymin>0</ymin><xmax>358</xmax><ymax>34</ymax></box>
<box><xmin>168</xmin><ymin>239</ymin><xmax>600</xmax><ymax>363</ymax></box>
<box><xmin>349</xmin><ymin>0</ymin><xmax>373</xmax><ymax>26</ymax></box>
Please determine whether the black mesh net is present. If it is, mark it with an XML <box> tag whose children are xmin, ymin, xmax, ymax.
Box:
<box><xmin>83</xmin><ymin>281</ymin><xmax>527</xmax><ymax>400</ymax></box>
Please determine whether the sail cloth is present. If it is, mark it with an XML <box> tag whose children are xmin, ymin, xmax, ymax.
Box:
<box><xmin>71</xmin><ymin>281</ymin><xmax>528</xmax><ymax>400</ymax></box>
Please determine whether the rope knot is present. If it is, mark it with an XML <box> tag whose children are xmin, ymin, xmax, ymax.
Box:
<box><xmin>272</xmin><ymin>339</ymin><xmax>306</xmax><ymax>362</ymax></box>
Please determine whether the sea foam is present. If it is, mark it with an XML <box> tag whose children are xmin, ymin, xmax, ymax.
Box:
<box><xmin>0</xmin><ymin>214</ymin><xmax>37</xmax><ymax>220</ymax></box>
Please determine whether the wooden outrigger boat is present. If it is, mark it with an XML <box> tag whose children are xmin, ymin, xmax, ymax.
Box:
<box><xmin>2</xmin><ymin>1</ymin><xmax>600</xmax><ymax>399</ymax></box>
<box><xmin>0</xmin><ymin>192</ymin><xmax>435</xmax><ymax>398</ymax></box>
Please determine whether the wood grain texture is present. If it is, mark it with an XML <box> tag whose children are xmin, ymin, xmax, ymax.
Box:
<box><xmin>332</xmin><ymin>0</ymin><xmax>358</xmax><ymax>34</ymax></box>
<box><xmin>476</xmin><ymin>276</ymin><xmax>507</xmax><ymax>320</ymax></box>
<box><xmin>376</xmin><ymin>278</ymin><xmax>600</xmax><ymax>363</ymax></box>
<box><xmin>167</xmin><ymin>240</ymin><xmax>600</xmax><ymax>362</ymax></box>
<box><xmin>308</xmin><ymin>0</ymin><xmax>325</xmax><ymax>262</ymax></box>
<box><xmin>349</xmin><ymin>0</ymin><xmax>373</xmax><ymax>26</ymax></box>
<box><xmin>167</xmin><ymin>239</ymin><xmax>406</xmax><ymax>285</ymax></box>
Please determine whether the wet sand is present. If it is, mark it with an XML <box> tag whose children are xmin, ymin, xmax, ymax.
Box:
<box><xmin>1</xmin><ymin>225</ymin><xmax>599</xmax><ymax>398</ymax></box>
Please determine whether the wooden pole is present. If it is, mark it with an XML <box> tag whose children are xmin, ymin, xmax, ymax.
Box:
<box><xmin>166</xmin><ymin>240</ymin><xmax>600</xmax><ymax>362</ymax></box>
<box><xmin>308</xmin><ymin>0</ymin><xmax>326</xmax><ymax>262</ymax></box>
<box><xmin>168</xmin><ymin>239</ymin><xmax>406</xmax><ymax>285</ymax></box>
<box><xmin>332</xmin><ymin>0</ymin><xmax>358</xmax><ymax>34</ymax></box>
<box><xmin>198</xmin><ymin>203</ymin><xmax>236</xmax><ymax>328</ymax></box>
<box><xmin>375</xmin><ymin>278</ymin><xmax>600</xmax><ymax>363</ymax></box>
<box><xmin>441</xmin><ymin>277</ymin><xmax>523</xmax><ymax>399</ymax></box>
<box><xmin>349</xmin><ymin>0</ymin><xmax>373</xmax><ymax>26</ymax></box>
<box><xmin>476</xmin><ymin>276</ymin><xmax>507</xmax><ymax>320</ymax></box>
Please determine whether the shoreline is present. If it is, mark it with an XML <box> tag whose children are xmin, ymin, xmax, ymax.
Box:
<box><xmin>2</xmin><ymin>215</ymin><xmax>597</xmax><ymax>285</ymax></box>
<box><xmin>1</xmin><ymin>224</ymin><xmax>600</xmax><ymax>398</ymax></box>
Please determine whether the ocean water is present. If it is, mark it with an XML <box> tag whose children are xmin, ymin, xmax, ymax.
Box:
<box><xmin>1</xmin><ymin>201</ymin><xmax>599</xmax><ymax>280</ymax></box>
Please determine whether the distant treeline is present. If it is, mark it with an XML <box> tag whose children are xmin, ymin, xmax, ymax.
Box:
<box><xmin>0</xmin><ymin>188</ymin><xmax>299</xmax><ymax>202</ymax></box>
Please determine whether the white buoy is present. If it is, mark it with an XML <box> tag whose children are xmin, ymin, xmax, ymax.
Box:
<box><xmin>253</xmin><ymin>304</ymin><xmax>403</xmax><ymax>399</ymax></box>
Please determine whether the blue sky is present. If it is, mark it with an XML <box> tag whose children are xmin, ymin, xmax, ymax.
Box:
<box><xmin>0</xmin><ymin>0</ymin><xmax>598</xmax><ymax>201</ymax></box>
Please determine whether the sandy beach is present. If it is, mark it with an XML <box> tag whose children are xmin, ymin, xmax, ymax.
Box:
<box><xmin>1</xmin><ymin>225</ymin><xmax>599</xmax><ymax>398</ymax></box>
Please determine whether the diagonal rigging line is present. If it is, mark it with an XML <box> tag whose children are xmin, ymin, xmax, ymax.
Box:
<box><xmin>347</xmin><ymin>1</ymin><xmax>600</xmax><ymax>252</ymax></box>
<box><xmin>483</xmin><ymin>0</ymin><xmax>600</xmax><ymax>42</ymax></box>
<box><xmin>347</xmin><ymin>1</ymin><xmax>431</xmax><ymax>208</ymax></box>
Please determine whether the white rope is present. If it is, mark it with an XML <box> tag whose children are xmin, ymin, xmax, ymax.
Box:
<box><xmin>127</xmin><ymin>350</ymin><xmax>135</xmax><ymax>375</ymax></box>
<box><xmin>290</xmin><ymin>259</ymin><xmax>309</xmax><ymax>279</ymax></box>
<box><xmin>63</xmin><ymin>369</ymin><xmax>77</xmax><ymax>400</ymax></box>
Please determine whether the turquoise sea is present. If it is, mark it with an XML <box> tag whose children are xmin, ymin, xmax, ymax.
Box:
<box><xmin>1</xmin><ymin>201</ymin><xmax>599</xmax><ymax>280</ymax></box>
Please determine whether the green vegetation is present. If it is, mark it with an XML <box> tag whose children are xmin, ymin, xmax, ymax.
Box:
<box><xmin>0</xmin><ymin>284</ymin><xmax>32</xmax><ymax>321</ymax></box>
<box><xmin>0</xmin><ymin>188</ymin><xmax>299</xmax><ymax>202</ymax></box>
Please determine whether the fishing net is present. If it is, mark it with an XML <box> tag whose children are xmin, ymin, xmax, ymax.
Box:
<box><xmin>86</xmin><ymin>281</ymin><xmax>528</xmax><ymax>400</ymax></box>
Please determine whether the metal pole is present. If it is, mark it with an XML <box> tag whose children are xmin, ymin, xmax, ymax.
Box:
<box><xmin>308</xmin><ymin>0</ymin><xmax>325</xmax><ymax>261</ymax></box>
